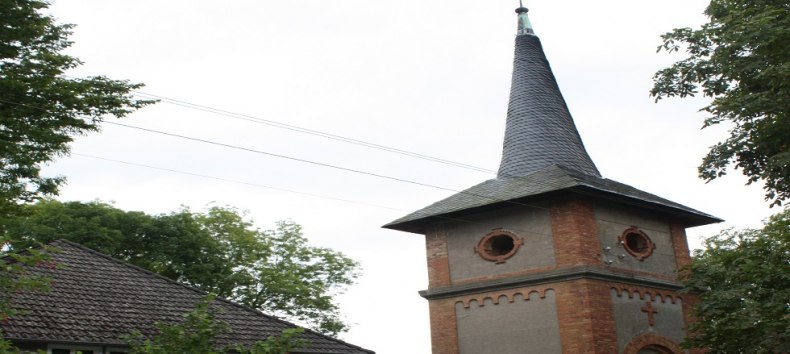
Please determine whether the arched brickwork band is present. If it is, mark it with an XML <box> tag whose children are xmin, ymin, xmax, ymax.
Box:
<box><xmin>623</xmin><ymin>332</ymin><xmax>683</xmax><ymax>354</ymax></box>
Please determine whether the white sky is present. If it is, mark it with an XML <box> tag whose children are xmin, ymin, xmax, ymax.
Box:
<box><xmin>41</xmin><ymin>1</ymin><xmax>775</xmax><ymax>353</ymax></box>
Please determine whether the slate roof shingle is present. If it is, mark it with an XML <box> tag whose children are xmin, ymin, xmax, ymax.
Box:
<box><xmin>498</xmin><ymin>34</ymin><xmax>600</xmax><ymax>178</ymax></box>
<box><xmin>384</xmin><ymin>165</ymin><xmax>721</xmax><ymax>233</ymax></box>
<box><xmin>1</xmin><ymin>240</ymin><xmax>374</xmax><ymax>354</ymax></box>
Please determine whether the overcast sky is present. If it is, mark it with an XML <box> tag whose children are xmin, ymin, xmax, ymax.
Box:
<box><xmin>41</xmin><ymin>1</ymin><xmax>775</xmax><ymax>353</ymax></box>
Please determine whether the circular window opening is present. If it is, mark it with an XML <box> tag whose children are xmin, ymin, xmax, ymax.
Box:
<box><xmin>487</xmin><ymin>235</ymin><xmax>515</xmax><ymax>256</ymax></box>
<box><xmin>476</xmin><ymin>229</ymin><xmax>522</xmax><ymax>263</ymax></box>
<box><xmin>619</xmin><ymin>227</ymin><xmax>655</xmax><ymax>261</ymax></box>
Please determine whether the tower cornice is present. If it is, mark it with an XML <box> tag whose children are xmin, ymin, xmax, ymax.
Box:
<box><xmin>418</xmin><ymin>266</ymin><xmax>685</xmax><ymax>300</ymax></box>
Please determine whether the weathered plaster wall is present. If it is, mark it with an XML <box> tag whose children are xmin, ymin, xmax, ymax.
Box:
<box><xmin>610</xmin><ymin>289</ymin><xmax>686</xmax><ymax>353</ymax></box>
<box><xmin>455</xmin><ymin>290</ymin><xmax>562</xmax><ymax>354</ymax></box>
<box><xmin>445</xmin><ymin>205</ymin><xmax>554</xmax><ymax>282</ymax></box>
<box><xmin>595</xmin><ymin>203</ymin><xmax>677</xmax><ymax>276</ymax></box>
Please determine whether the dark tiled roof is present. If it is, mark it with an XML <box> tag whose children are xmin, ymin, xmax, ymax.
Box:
<box><xmin>1</xmin><ymin>240</ymin><xmax>374</xmax><ymax>354</ymax></box>
<box><xmin>383</xmin><ymin>165</ymin><xmax>721</xmax><ymax>233</ymax></box>
<box><xmin>498</xmin><ymin>34</ymin><xmax>600</xmax><ymax>178</ymax></box>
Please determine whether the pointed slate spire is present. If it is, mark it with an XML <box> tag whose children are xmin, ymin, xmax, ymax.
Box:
<box><xmin>497</xmin><ymin>4</ymin><xmax>601</xmax><ymax>178</ymax></box>
<box><xmin>383</xmin><ymin>5</ymin><xmax>721</xmax><ymax>233</ymax></box>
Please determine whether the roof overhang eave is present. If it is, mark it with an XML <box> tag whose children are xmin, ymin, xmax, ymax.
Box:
<box><xmin>382</xmin><ymin>186</ymin><xmax>722</xmax><ymax>234</ymax></box>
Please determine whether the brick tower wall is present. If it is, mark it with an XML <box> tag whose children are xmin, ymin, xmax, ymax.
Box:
<box><xmin>422</xmin><ymin>196</ymin><xmax>696</xmax><ymax>354</ymax></box>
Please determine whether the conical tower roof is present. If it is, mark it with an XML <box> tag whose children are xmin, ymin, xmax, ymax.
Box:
<box><xmin>498</xmin><ymin>14</ymin><xmax>600</xmax><ymax>178</ymax></box>
<box><xmin>383</xmin><ymin>6</ymin><xmax>720</xmax><ymax>233</ymax></box>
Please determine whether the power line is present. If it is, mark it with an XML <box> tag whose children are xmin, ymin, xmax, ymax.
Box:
<box><xmin>73</xmin><ymin>151</ymin><xmax>689</xmax><ymax>256</ymax></box>
<box><xmin>111</xmin><ymin>124</ymin><xmax>695</xmax><ymax>240</ymax></box>
<box><xmin>71</xmin><ymin>153</ymin><xmax>407</xmax><ymax>212</ymax></box>
<box><xmin>0</xmin><ymin>97</ymin><xmax>535</xmax><ymax>212</ymax></box>
<box><xmin>70</xmin><ymin>152</ymin><xmax>561</xmax><ymax>239</ymax></box>
<box><xmin>58</xmin><ymin>77</ymin><xmax>495</xmax><ymax>173</ymax></box>
<box><xmin>2</xmin><ymin>97</ymin><xmax>687</xmax><ymax>236</ymax></box>
<box><xmin>91</xmin><ymin>121</ymin><xmax>680</xmax><ymax>237</ymax></box>
<box><xmin>130</xmin><ymin>90</ymin><xmax>498</xmax><ymax>174</ymax></box>
<box><xmin>70</xmin><ymin>153</ymin><xmax>682</xmax><ymax>252</ymax></box>
<box><xmin>103</xmin><ymin>120</ymin><xmax>484</xmax><ymax>197</ymax></box>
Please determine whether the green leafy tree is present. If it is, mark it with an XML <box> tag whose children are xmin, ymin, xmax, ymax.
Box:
<box><xmin>127</xmin><ymin>295</ymin><xmax>304</xmax><ymax>354</ymax></box>
<box><xmin>5</xmin><ymin>200</ymin><xmax>360</xmax><ymax>336</ymax></box>
<box><xmin>232</xmin><ymin>221</ymin><xmax>360</xmax><ymax>335</ymax></box>
<box><xmin>681</xmin><ymin>209</ymin><xmax>790</xmax><ymax>353</ymax></box>
<box><xmin>0</xmin><ymin>0</ymin><xmax>154</xmax><ymax>229</ymax></box>
<box><xmin>651</xmin><ymin>0</ymin><xmax>790</xmax><ymax>205</ymax></box>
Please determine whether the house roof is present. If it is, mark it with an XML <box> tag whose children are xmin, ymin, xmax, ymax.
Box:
<box><xmin>1</xmin><ymin>240</ymin><xmax>374</xmax><ymax>354</ymax></box>
<box><xmin>383</xmin><ymin>164</ymin><xmax>722</xmax><ymax>233</ymax></box>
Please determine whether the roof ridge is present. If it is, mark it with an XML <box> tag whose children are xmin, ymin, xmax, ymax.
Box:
<box><xmin>46</xmin><ymin>240</ymin><xmax>374</xmax><ymax>353</ymax></box>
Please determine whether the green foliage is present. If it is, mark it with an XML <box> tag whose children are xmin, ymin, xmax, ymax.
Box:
<box><xmin>5</xmin><ymin>200</ymin><xmax>360</xmax><ymax>336</ymax></box>
<box><xmin>0</xmin><ymin>235</ymin><xmax>54</xmax><ymax>320</ymax></box>
<box><xmin>127</xmin><ymin>295</ymin><xmax>304</xmax><ymax>354</ymax></box>
<box><xmin>0</xmin><ymin>0</ymin><xmax>154</xmax><ymax>229</ymax></box>
<box><xmin>237</xmin><ymin>328</ymin><xmax>305</xmax><ymax>354</ymax></box>
<box><xmin>0</xmin><ymin>338</ymin><xmax>21</xmax><ymax>354</ymax></box>
<box><xmin>681</xmin><ymin>209</ymin><xmax>790</xmax><ymax>353</ymax></box>
<box><xmin>232</xmin><ymin>221</ymin><xmax>360</xmax><ymax>335</ymax></box>
<box><xmin>0</xmin><ymin>235</ymin><xmax>54</xmax><ymax>353</ymax></box>
<box><xmin>651</xmin><ymin>0</ymin><xmax>790</xmax><ymax>206</ymax></box>
<box><xmin>126</xmin><ymin>295</ymin><xmax>228</xmax><ymax>354</ymax></box>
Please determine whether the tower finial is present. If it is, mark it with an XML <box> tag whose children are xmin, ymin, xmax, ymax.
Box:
<box><xmin>515</xmin><ymin>1</ymin><xmax>534</xmax><ymax>36</ymax></box>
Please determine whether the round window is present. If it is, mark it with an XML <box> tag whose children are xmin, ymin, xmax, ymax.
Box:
<box><xmin>619</xmin><ymin>227</ymin><xmax>655</xmax><ymax>261</ymax></box>
<box><xmin>476</xmin><ymin>229</ymin><xmax>522</xmax><ymax>263</ymax></box>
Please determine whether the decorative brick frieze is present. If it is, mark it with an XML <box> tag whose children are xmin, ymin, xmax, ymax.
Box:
<box><xmin>611</xmin><ymin>286</ymin><xmax>682</xmax><ymax>304</ymax></box>
<box><xmin>454</xmin><ymin>287</ymin><xmax>552</xmax><ymax>309</ymax></box>
<box><xmin>421</xmin><ymin>265</ymin><xmax>685</xmax><ymax>300</ymax></box>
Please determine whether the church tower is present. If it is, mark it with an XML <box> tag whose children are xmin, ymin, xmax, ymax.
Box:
<box><xmin>384</xmin><ymin>5</ymin><xmax>720</xmax><ymax>354</ymax></box>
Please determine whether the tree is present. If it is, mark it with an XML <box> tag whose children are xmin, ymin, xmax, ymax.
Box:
<box><xmin>231</xmin><ymin>220</ymin><xmax>360</xmax><ymax>336</ymax></box>
<box><xmin>681</xmin><ymin>209</ymin><xmax>790</xmax><ymax>353</ymax></box>
<box><xmin>126</xmin><ymin>295</ymin><xmax>304</xmax><ymax>354</ymax></box>
<box><xmin>0</xmin><ymin>0</ymin><xmax>154</xmax><ymax>229</ymax></box>
<box><xmin>651</xmin><ymin>0</ymin><xmax>790</xmax><ymax>206</ymax></box>
<box><xmin>4</xmin><ymin>200</ymin><xmax>360</xmax><ymax>336</ymax></box>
